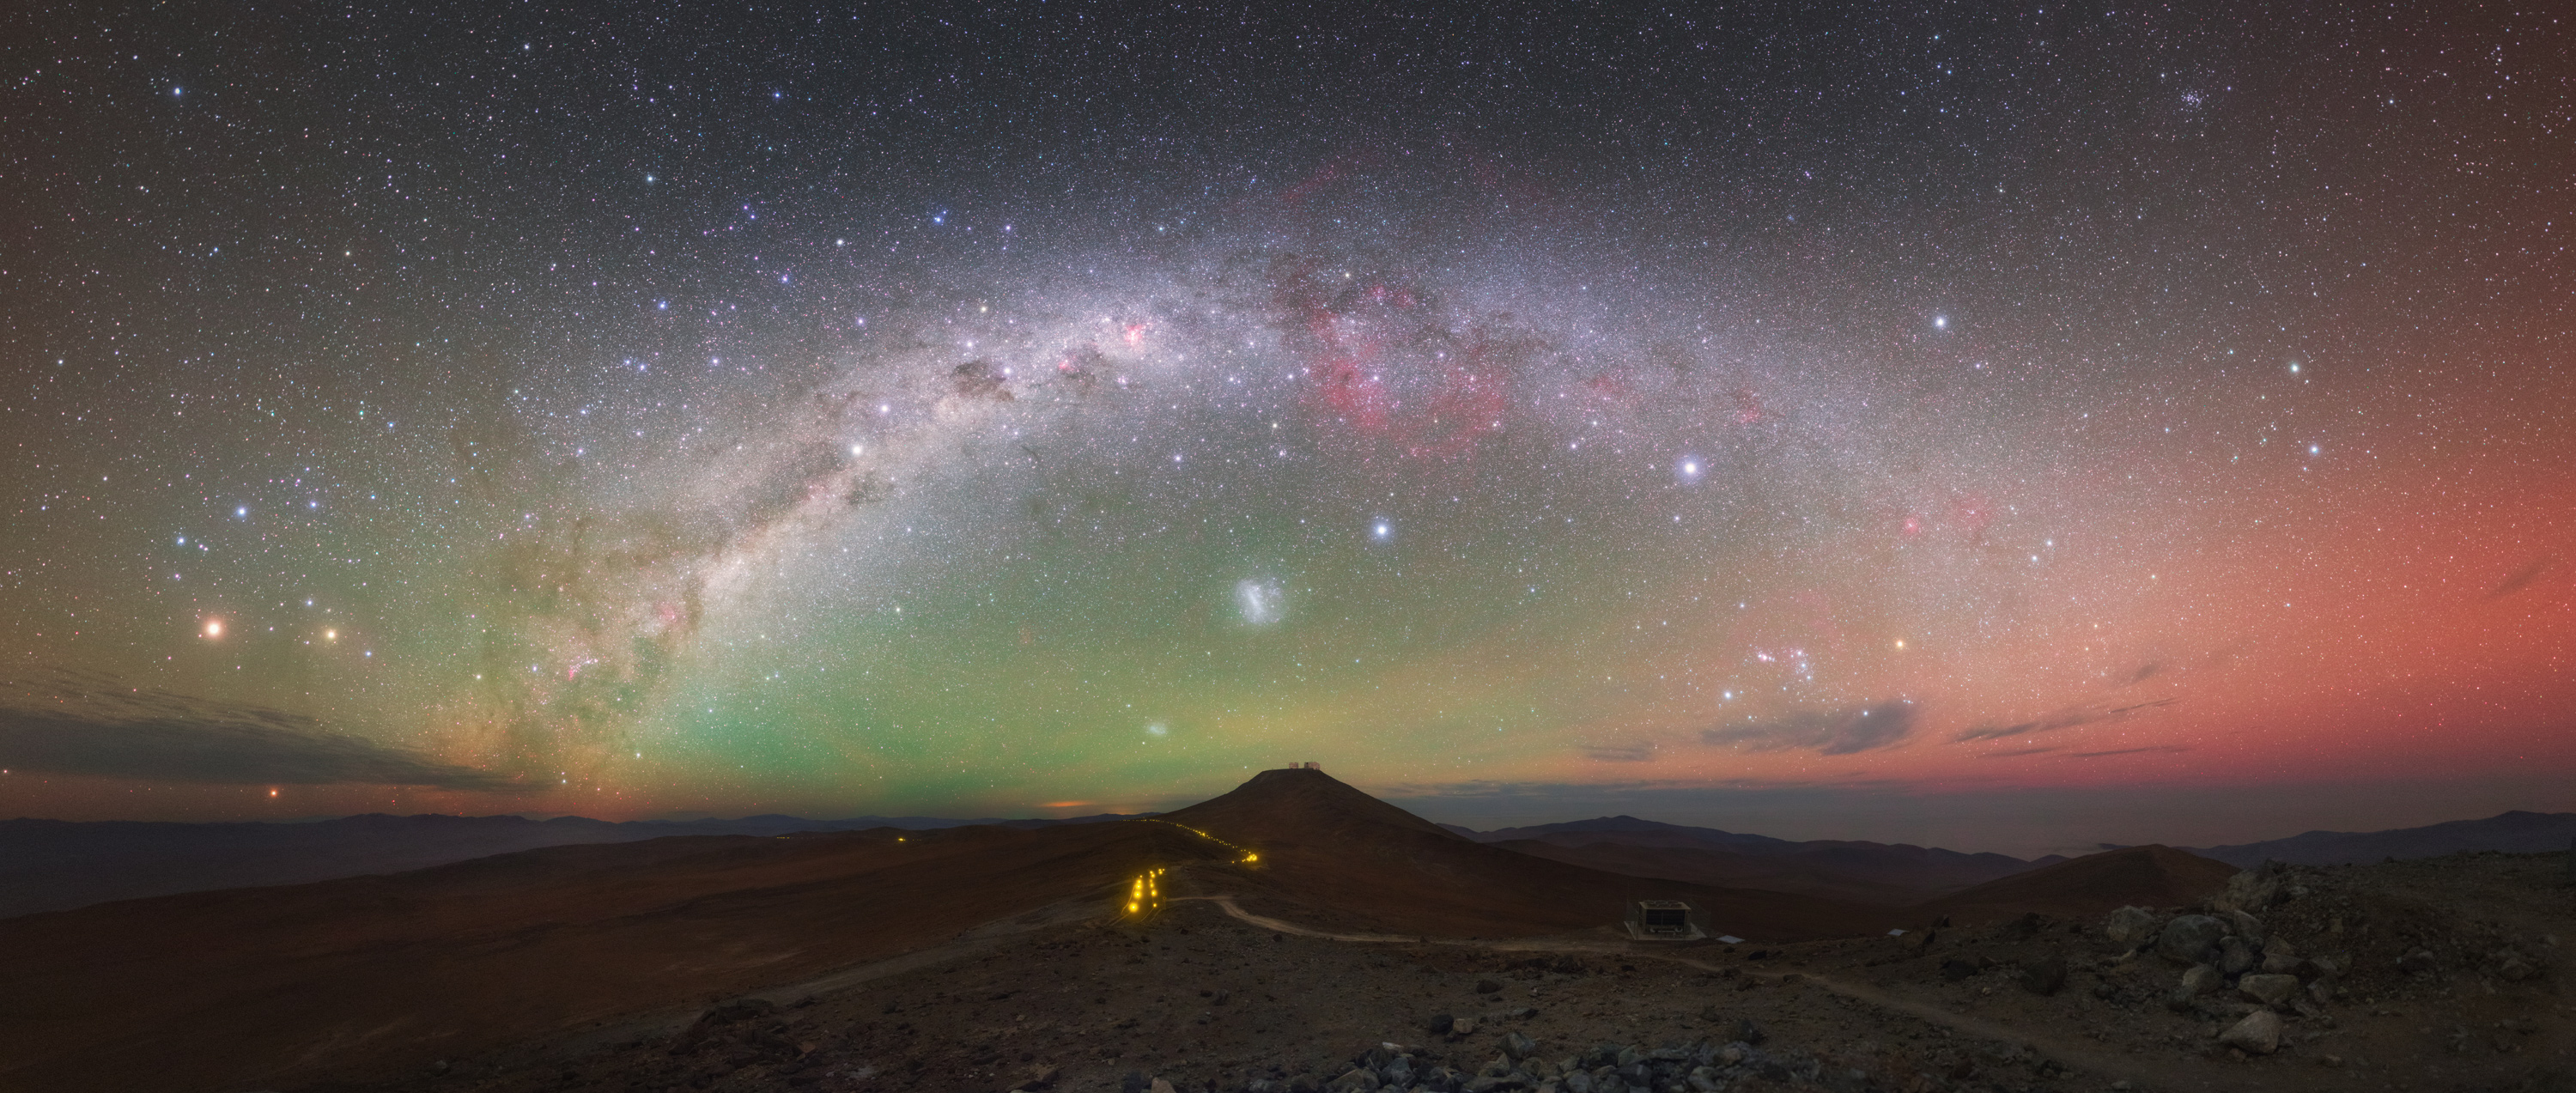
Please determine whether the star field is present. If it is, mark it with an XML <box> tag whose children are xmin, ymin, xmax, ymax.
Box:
<box><xmin>4</xmin><ymin>3</ymin><xmax>2572</xmax><ymax>846</ymax></box>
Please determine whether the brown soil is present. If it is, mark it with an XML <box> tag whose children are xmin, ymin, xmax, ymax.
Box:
<box><xmin>297</xmin><ymin>848</ymin><xmax>2576</xmax><ymax>1093</ymax></box>
<box><xmin>0</xmin><ymin>822</ymin><xmax>1230</xmax><ymax>1092</ymax></box>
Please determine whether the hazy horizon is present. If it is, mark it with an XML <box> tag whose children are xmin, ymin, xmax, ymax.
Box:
<box><xmin>13</xmin><ymin>769</ymin><xmax>2572</xmax><ymax>861</ymax></box>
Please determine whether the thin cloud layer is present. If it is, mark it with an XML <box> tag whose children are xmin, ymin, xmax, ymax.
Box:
<box><xmin>0</xmin><ymin>669</ymin><xmax>523</xmax><ymax>790</ymax></box>
<box><xmin>1954</xmin><ymin>697</ymin><xmax>2178</xmax><ymax>743</ymax></box>
<box><xmin>1577</xmin><ymin>741</ymin><xmax>1656</xmax><ymax>763</ymax></box>
<box><xmin>1703</xmin><ymin>701</ymin><xmax>1916</xmax><ymax>756</ymax></box>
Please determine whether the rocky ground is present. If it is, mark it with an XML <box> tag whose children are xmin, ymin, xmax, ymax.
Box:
<box><xmin>305</xmin><ymin>849</ymin><xmax>2576</xmax><ymax>1093</ymax></box>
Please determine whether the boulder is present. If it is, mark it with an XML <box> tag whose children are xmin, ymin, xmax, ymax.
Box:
<box><xmin>2218</xmin><ymin>1009</ymin><xmax>2283</xmax><ymax>1054</ymax></box>
<box><xmin>2237</xmin><ymin>974</ymin><xmax>2301</xmax><ymax>1005</ymax></box>
<box><xmin>2166</xmin><ymin>963</ymin><xmax>2222</xmax><ymax>1011</ymax></box>
<box><xmin>2156</xmin><ymin>915</ymin><xmax>2227</xmax><ymax>965</ymax></box>
<box><xmin>1938</xmin><ymin>958</ymin><xmax>1980</xmax><ymax>981</ymax></box>
<box><xmin>2103</xmin><ymin>906</ymin><xmax>2160</xmax><ymax>949</ymax></box>
<box><xmin>1428</xmin><ymin>1014</ymin><xmax>1456</xmax><ymax>1035</ymax></box>
<box><xmin>2218</xmin><ymin>936</ymin><xmax>2259</xmax><ymax>976</ymax></box>
<box><xmin>2020</xmin><ymin>954</ymin><xmax>2068</xmax><ymax>996</ymax></box>
<box><xmin>2224</xmin><ymin>909</ymin><xmax>2266</xmax><ymax>942</ymax></box>
<box><xmin>2261</xmin><ymin>949</ymin><xmax>2302</xmax><ymax>975</ymax></box>
<box><xmin>2212</xmin><ymin>871</ymin><xmax>2280</xmax><ymax>914</ymax></box>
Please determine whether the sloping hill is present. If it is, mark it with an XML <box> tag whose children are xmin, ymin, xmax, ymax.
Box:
<box><xmin>1162</xmin><ymin>768</ymin><xmax>1898</xmax><ymax>941</ymax></box>
<box><xmin>1492</xmin><ymin>840</ymin><xmax>1940</xmax><ymax>906</ymax></box>
<box><xmin>2184</xmin><ymin>810</ymin><xmax>2576</xmax><ymax>867</ymax></box>
<box><xmin>1453</xmin><ymin>815</ymin><xmax>2054</xmax><ymax>903</ymax></box>
<box><xmin>1915</xmin><ymin>845</ymin><xmax>2239</xmax><ymax>923</ymax></box>
<box><xmin>0</xmin><ymin>821</ymin><xmax>1217</xmax><ymax>1093</ymax></box>
<box><xmin>0</xmin><ymin>811</ymin><xmax>1144</xmax><ymax>919</ymax></box>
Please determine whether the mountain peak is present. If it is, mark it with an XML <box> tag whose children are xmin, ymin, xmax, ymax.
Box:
<box><xmin>1163</xmin><ymin>767</ymin><xmax>1462</xmax><ymax>848</ymax></box>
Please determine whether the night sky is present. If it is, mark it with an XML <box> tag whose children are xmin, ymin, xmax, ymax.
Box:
<box><xmin>6</xmin><ymin>3</ymin><xmax>2571</xmax><ymax>853</ymax></box>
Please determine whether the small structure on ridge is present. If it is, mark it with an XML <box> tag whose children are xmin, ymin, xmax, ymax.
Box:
<box><xmin>1624</xmin><ymin>899</ymin><xmax>1708</xmax><ymax>941</ymax></box>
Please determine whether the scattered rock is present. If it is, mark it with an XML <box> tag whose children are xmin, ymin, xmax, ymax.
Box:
<box><xmin>2157</xmin><ymin>914</ymin><xmax>2227</xmax><ymax>965</ymax></box>
<box><xmin>2260</xmin><ymin>949</ymin><xmax>2302</xmax><ymax>975</ymax></box>
<box><xmin>2490</xmin><ymin>949</ymin><xmax>2538</xmax><ymax>981</ymax></box>
<box><xmin>1151</xmin><ymin>1078</ymin><xmax>1178</xmax><ymax>1093</ymax></box>
<box><xmin>698</xmin><ymin>997</ymin><xmax>777</xmax><ymax>1026</ymax></box>
<box><xmin>2396</xmin><ymin>950</ymin><xmax>2438</xmax><ymax>975</ymax></box>
<box><xmin>1426</xmin><ymin>1014</ymin><xmax>1455</xmax><ymax>1035</ymax></box>
<box><xmin>2103</xmin><ymin>906</ymin><xmax>2160</xmax><ymax>950</ymax></box>
<box><xmin>2218</xmin><ymin>1009</ymin><xmax>2283</xmax><ymax>1054</ymax></box>
<box><xmin>1327</xmin><ymin>1066</ymin><xmax>1377</xmax><ymax>1090</ymax></box>
<box><xmin>1939</xmin><ymin>958</ymin><xmax>1980</xmax><ymax>981</ymax></box>
<box><xmin>1474</xmin><ymin>979</ymin><xmax>1504</xmax><ymax>994</ymax></box>
<box><xmin>1451</xmin><ymin>1017</ymin><xmax>1479</xmax><ymax>1036</ymax></box>
<box><xmin>1500</xmin><ymin>1031</ymin><xmax>1538</xmax><ymax>1060</ymax></box>
<box><xmin>1734</xmin><ymin>1017</ymin><xmax>1767</xmax><ymax>1046</ymax></box>
<box><xmin>2237</xmin><ymin>974</ymin><xmax>2301</xmax><ymax>1006</ymax></box>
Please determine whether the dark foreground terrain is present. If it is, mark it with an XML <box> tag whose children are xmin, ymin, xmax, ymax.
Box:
<box><xmin>313</xmin><ymin>848</ymin><xmax>2575</xmax><ymax>1093</ymax></box>
<box><xmin>5</xmin><ymin>771</ymin><xmax>2571</xmax><ymax>1093</ymax></box>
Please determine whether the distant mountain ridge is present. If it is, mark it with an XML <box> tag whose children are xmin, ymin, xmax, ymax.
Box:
<box><xmin>1918</xmin><ymin>845</ymin><xmax>2239</xmax><ymax>922</ymax></box>
<box><xmin>2181</xmin><ymin>810</ymin><xmax>2576</xmax><ymax>867</ymax></box>
<box><xmin>1441</xmin><ymin>814</ymin><xmax>2066</xmax><ymax>905</ymax></box>
<box><xmin>0</xmin><ymin>811</ymin><xmax>1144</xmax><ymax>919</ymax></box>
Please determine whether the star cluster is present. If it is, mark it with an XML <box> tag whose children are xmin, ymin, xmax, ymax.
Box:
<box><xmin>4</xmin><ymin>3</ymin><xmax>2572</xmax><ymax>839</ymax></box>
